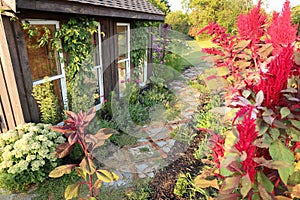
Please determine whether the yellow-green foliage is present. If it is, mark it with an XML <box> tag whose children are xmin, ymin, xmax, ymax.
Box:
<box><xmin>32</xmin><ymin>77</ymin><xmax>60</xmax><ymax>124</ymax></box>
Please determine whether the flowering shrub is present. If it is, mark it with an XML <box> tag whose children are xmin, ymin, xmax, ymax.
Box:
<box><xmin>0</xmin><ymin>123</ymin><xmax>65</xmax><ymax>191</ymax></box>
<box><xmin>199</xmin><ymin>0</ymin><xmax>300</xmax><ymax>199</ymax></box>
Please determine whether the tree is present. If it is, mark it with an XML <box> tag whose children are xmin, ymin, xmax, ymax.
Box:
<box><xmin>292</xmin><ymin>5</ymin><xmax>300</xmax><ymax>35</ymax></box>
<box><xmin>148</xmin><ymin>0</ymin><xmax>170</xmax><ymax>14</ymax></box>
<box><xmin>165</xmin><ymin>11</ymin><xmax>189</xmax><ymax>34</ymax></box>
<box><xmin>187</xmin><ymin>0</ymin><xmax>253</xmax><ymax>39</ymax></box>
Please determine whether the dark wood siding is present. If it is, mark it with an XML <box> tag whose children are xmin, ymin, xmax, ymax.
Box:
<box><xmin>101</xmin><ymin>18</ymin><xmax>119</xmax><ymax>99</ymax></box>
<box><xmin>3</xmin><ymin>16</ymin><xmax>40</xmax><ymax>123</ymax></box>
<box><xmin>0</xmin><ymin>15</ymin><xmax>25</xmax><ymax>133</ymax></box>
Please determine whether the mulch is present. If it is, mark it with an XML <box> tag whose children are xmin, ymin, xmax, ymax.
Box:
<box><xmin>149</xmin><ymin>132</ymin><xmax>206</xmax><ymax>200</ymax></box>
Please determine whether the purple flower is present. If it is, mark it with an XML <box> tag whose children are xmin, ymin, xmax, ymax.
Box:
<box><xmin>121</xmin><ymin>80</ymin><xmax>125</xmax><ymax>84</ymax></box>
<box><xmin>135</xmin><ymin>79</ymin><xmax>140</xmax><ymax>83</ymax></box>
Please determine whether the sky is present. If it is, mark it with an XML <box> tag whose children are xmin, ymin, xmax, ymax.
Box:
<box><xmin>168</xmin><ymin>0</ymin><xmax>300</xmax><ymax>13</ymax></box>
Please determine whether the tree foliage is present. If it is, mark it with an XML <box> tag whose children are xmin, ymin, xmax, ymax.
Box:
<box><xmin>187</xmin><ymin>0</ymin><xmax>253</xmax><ymax>38</ymax></box>
<box><xmin>148</xmin><ymin>0</ymin><xmax>170</xmax><ymax>14</ymax></box>
<box><xmin>165</xmin><ymin>11</ymin><xmax>189</xmax><ymax>34</ymax></box>
<box><xmin>292</xmin><ymin>5</ymin><xmax>300</xmax><ymax>35</ymax></box>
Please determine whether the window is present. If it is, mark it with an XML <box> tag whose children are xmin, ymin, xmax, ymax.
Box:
<box><xmin>117</xmin><ymin>23</ymin><xmax>130</xmax><ymax>94</ymax></box>
<box><xmin>24</xmin><ymin>20</ymin><xmax>68</xmax><ymax>114</ymax></box>
<box><xmin>24</xmin><ymin>20</ymin><xmax>105</xmax><ymax>117</ymax></box>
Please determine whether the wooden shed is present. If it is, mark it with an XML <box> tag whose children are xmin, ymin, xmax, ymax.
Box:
<box><xmin>0</xmin><ymin>0</ymin><xmax>164</xmax><ymax>132</ymax></box>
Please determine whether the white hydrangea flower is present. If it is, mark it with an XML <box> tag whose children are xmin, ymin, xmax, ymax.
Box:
<box><xmin>26</xmin><ymin>155</ymin><xmax>36</xmax><ymax>162</ymax></box>
<box><xmin>31</xmin><ymin>142</ymin><xmax>41</xmax><ymax>150</ymax></box>
<box><xmin>2</xmin><ymin>151</ymin><xmax>12</xmax><ymax>161</ymax></box>
<box><xmin>37</xmin><ymin>135</ymin><xmax>48</xmax><ymax>142</ymax></box>
<box><xmin>55</xmin><ymin>136</ymin><xmax>66</xmax><ymax>144</ymax></box>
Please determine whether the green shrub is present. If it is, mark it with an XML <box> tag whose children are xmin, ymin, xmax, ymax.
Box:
<box><xmin>0</xmin><ymin>123</ymin><xmax>65</xmax><ymax>192</ymax></box>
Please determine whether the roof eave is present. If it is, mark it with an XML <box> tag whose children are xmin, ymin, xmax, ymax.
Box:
<box><xmin>16</xmin><ymin>0</ymin><xmax>165</xmax><ymax>21</ymax></box>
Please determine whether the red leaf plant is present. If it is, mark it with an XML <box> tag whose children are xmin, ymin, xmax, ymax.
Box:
<box><xmin>198</xmin><ymin>0</ymin><xmax>300</xmax><ymax>198</ymax></box>
<box><xmin>49</xmin><ymin>108</ymin><xmax>119</xmax><ymax>199</ymax></box>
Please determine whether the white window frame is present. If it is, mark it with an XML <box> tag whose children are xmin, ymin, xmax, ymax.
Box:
<box><xmin>93</xmin><ymin>22</ymin><xmax>105</xmax><ymax>111</ymax></box>
<box><xmin>117</xmin><ymin>23</ymin><xmax>131</xmax><ymax>81</ymax></box>
<box><xmin>24</xmin><ymin>19</ymin><xmax>68</xmax><ymax>110</ymax></box>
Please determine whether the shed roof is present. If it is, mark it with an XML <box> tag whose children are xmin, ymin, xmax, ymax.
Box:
<box><xmin>16</xmin><ymin>0</ymin><xmax>165</xmax><ymax>21</ymax></box>
<box><xmin>67</xmin><ymin>0</ymin><xmax>164</xmax><ymax>15</ymax></box>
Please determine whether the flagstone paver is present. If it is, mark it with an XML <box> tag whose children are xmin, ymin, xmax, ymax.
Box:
<box><xmin>101</xmin><ymin>65</ymin><xmax>205</xmax><ymax>184</ymax></box>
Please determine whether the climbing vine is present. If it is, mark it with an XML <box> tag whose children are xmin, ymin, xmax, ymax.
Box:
<box><xmin>54</xmin><ymin>18</ymin><xmax>98</xmax><ymax>112</ymax></box>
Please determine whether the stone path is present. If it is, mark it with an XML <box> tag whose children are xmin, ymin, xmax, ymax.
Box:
<box><xmin>100</xmin><ymin>65</ymin><xmax>205</xmax><ymax>185</ymax></box>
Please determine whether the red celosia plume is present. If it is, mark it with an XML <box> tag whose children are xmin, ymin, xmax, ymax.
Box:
<box><xmin>266</xmin><ymin>0</ymin><xmax>298</xmax><ymax>55</ymax></box>
<box><xmin>237</xmin><ymin>0</ymin><xmax>267</xmax><ymax>45</ymax></box>
<box><xmin>260</xmin><ymin>45</ymin><xmax>294</xmax><ymax>108</ymax></box>
<box><xmin>234</xmin><ymin>107</ymin><xmax>258</xmax><ymax>182</ymax></box>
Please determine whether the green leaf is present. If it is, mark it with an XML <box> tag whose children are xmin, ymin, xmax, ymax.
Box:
<box><xmin>217</xmin><ymin>66</ymin><xmax>230</xmax><ymax>76</ymax></box>
<box><xmin>291</xmin><ymin>120</ymin><xmax>300</xmax><ymax>130</ymax></box>
<box><xmin>288</xmin><ymin>171</ymin><xmax>300</xmax><ymax>186</ymax></box>
<box><xmin>262</xmin><ymin>109</ymin><xmax>274</xmax><ymax>117</ymax></box>
<box><xmin>253</xmin><ymin>157</ymin><xmax>290</xmax><ymax>170</ymax></box>
<box><xmin>280</xmin><ymin>107</ymin><xmax>291</xmax><ymax>119</ymax></box>
<box><xmin>96</xmin><ymin>170</ymin><xmax>119</xmax><ymax>183</ymax></box>
<box><xmin>79</xmin><ymin>156</ymin><xmax>96</xmax><ymax>175</ymax></box>
<box><xmin>75</xmin><ymin>167</ymin><xmax>86</xmax><ymax>180</ymax></box>
<box><xmin>49</xmin><ymin>164</ymin><xmax>76</xmax><ymax>178</ymax></box>
<box><xmin>256</xmin><ymin>120</ymin><xmax>269</xmax><ymax>136</ymax></box>
<box><xmin>222</xmin><ymin>176</ymin><xmax>241</xmax><ymax>192</ymax></box>
<box><xmin>242</xmin><ymin>90</ymin><xmax>251</xmax><ymax>98</ymax></box>
<box><xmin>255</xmin><ymin>91</ymin><xmax>264</xmax><ymax>106</ymax></box>
<box><xmin>65</xmin><ymin>183</ymin><xmax>81</xmax><ymax>200</ymax></box>
<box><xmin>288</xmin><ymin>127</ymin><xmax>300</xmax><ymax>141</ymax></box>
<box><xmin>253</xmin><ymin>137</ymin><xmax>270</xmax><ymax>148</ymax></box>
<box><xmin>263</xmin><ymin>116</ymin><xmax>275</xmax><ymax>125</ymax></box>
<box><xmin>240</xmin><ymin>174</ymin><xmax>251</xmax><ymax>198</ymax></box>
<box><xmin>269</xmin><ymin>140</ymin><xmax>295</xmax><ymax>184</ymax></box>
<box><xmin>273</xmin><ymin>120</ymin><xmax>287</xmax><ymax>129</ymax></box>
<box><xmin>269</xmin><ymin>128</ymin><xmax>280</xmax><ymax>141</ymax></box>
<box><xmin>257</xmin><ymin>171</ymin><xmax>274</xmax><ymax>193</ymax></box>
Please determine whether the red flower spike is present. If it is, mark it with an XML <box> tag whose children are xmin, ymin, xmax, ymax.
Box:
<box><xmin>260</xmin><ymin>45</ymin><xmax>294</xmax><ymax>108</ymax></box>
<box><xmin>266</xmin><ymin>0</ymin><xmax>298</xmax><ymax>55</ymax></box>
<box><xmin>198</xmin><ymin>128</ymin><xmax>225</xmax><ymax>170</ymax></box>
<box><xmin>234</xmin><ymin>107</ymin><xmax>258</xmax><ymax>182</ymax></box>
<box><xmin>237</xmin><ymin>0</ymin><xmax>267</xmax><ymax>45</ymax></box>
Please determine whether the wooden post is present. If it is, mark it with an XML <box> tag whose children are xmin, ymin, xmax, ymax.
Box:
<box><xmin>0</xmin><ymin>13</ymin><xmax>25</xmax><ymax>130</ymax></box>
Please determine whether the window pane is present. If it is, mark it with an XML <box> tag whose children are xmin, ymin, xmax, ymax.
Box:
<box><xmin>118</xmin><ymin>61</ymin><xmax>127</xmax><ymax>94</ymax></box>
<box><xmin>91</xmin><ymin>33</ymin><xmax>100</xmax><ymax>66</ymax></box>
<box><xmin>24</xmin><ymin>24</ymin><xmax>62</xmax><ymax>81</ymax></box>
<box><xmin>117</xmin><ymin>26</ymin><xmax>128</xmax><ymax>60</ymax></box>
